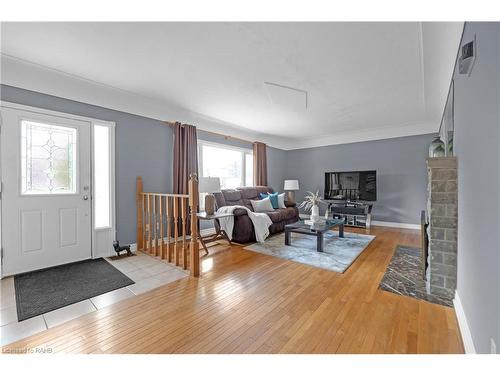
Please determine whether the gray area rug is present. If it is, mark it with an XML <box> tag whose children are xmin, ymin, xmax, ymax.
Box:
<box><xmin>245</xmin><ymin>231</ymin><xmax>375</xmax><ymax>273</ymax></box>
<box><xmin>14</xmin><ymin>258</ymin><xmax>134</xmax><ymax>321</ymax></box>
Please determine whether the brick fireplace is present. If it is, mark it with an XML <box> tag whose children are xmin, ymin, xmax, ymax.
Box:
<box><xmin>425</xmin><ymin>157</ymin><xmax>458</xmax><ymax>300</ymax></box>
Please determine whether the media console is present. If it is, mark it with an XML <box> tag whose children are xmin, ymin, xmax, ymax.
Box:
<box><xmin>325</xmin><ymin>200</ymin><xmax>373</xmax><ymax>229</ymax></box>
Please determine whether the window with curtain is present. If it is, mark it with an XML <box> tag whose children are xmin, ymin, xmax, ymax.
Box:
<box><xmin>198</xmin><ymin>141</ymin><xmax>253</xmax><ymax>189</ymax></box>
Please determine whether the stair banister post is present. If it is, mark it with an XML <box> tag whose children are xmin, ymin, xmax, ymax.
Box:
<box><xmin>188</xmin><ymin>173</ymin><xmax>200</xmax><ymax>277</ymax></box>
<box><xmin>136</xmin><ymin>176</ymin><xmax>144</xmax><ymax>251</ymax></box>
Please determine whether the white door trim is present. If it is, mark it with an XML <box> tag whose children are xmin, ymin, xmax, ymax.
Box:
<box><xmin>0</xmin><ymin>101</ymin><xmax>115</xmax><ymax>129</ymax></box>
<box><xmin>0</xmin><ymin>101</ymin><xmax>116</xmax><ymax>276</ymax></box>
<box><xmin>91</xmin><ymin>120</ymin><xmax>117</xmax><ymax>259</ymax></box>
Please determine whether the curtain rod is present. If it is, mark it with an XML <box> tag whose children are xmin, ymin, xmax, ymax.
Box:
<box><xmin>164</xmin><ymin>121</ymin><xmax>254</xmax><ymax>144</ymax></box>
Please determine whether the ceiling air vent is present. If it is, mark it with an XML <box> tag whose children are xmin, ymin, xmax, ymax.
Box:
<box><xmin>264</xmin><ymin>82</ymin><xmax>308</xmax><ymax>110</ymax></box>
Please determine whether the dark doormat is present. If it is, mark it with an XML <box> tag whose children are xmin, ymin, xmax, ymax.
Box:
<box><xmin>378</xmin><ymin>245</ymin><xmax>453</xmax><ymax>307</ymax></box>
<box><xmin>14</xmin><ymin>258</ymin><xmax>135</xmax><ymax>321</ymax></box>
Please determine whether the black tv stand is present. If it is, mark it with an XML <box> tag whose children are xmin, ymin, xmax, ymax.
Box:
<box><xmin>325</xmin><ymin>200</ymin><xmax>373</xmax><ymax>229</ymax></box>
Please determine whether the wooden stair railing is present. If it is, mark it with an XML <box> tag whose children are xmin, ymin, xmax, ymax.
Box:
<box><xmin>136</xmin><ymin>174</ymin><xmax>200</xmax><ymax>277</ymax></box>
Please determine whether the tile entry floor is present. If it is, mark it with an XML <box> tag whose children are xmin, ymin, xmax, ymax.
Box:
<box><xmin>0</xmin><ymin>251</ymin><xmax>188</xmax><ymax>346</ymax></box>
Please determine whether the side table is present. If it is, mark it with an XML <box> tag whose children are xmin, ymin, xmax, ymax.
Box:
<box><xmin>196</xmin><ymin>212</ymin><xmax>234</xmax><ymax>255</ymax></box>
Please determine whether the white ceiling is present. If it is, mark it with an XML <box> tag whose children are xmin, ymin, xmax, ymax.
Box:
<box><xmin>0</xmin><ymin>22</ymin><xmax>463</xmax><ymax>149</ymax></box>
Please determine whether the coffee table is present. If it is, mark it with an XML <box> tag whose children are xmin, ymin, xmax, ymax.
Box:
<box><xmin>285</xmin><ymin>219</ymin><xmax>345</xmax><ymax>252</ymax></box>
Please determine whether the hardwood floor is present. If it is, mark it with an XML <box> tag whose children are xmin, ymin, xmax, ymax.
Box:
<box><xmin>2</xmin><ymin>226</ymin><xmax>464</xmax><ymax>354</ymax></box>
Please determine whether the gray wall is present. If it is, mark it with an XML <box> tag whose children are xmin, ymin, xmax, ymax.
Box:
<box><xmin>284</xmin><ymin>134</ymin><xmax>435</xmax><ymax>224</ymax></box>
<box><xmin>449</xmin><ymin>22</ymin><xmax>499</xmax><ymax>353</ymax></box>
<box><xmin>1</xmin><ymin>84</ymin><xmax>172</xmax><ymax>245</ymax></box>
<box><xmin>267</xmin><ymin>146</ymin><xmax>288</xmax><ymax>193</ymax></box>
<box><xmin>199</xmin><ymin>129</ymin><xmax>433</xmax><ymax>226</ymax></box>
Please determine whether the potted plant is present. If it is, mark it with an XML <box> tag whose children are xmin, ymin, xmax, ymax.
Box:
<box><xmin>299</xmin><ymin>191</ymin><xmax>323</xmax><ymax>223</ymax></box>
<box><xmin>429</xmin><ymin>135</ymin><xmax>445</xmax><ymax>157</ymax></box>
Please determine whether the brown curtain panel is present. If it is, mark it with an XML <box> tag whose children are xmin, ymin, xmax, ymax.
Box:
<box><xmin>253</xmin><ymin>141</ymin><xmax>268</xmax><ymax>186</ymax></box>
<box><xmin>173</xmin><ymin>122</ymin><xmax>198</xmax><ymax>194</ymax></box>
<box><xmin>173</xmin><ymin>122</ymin><xmax>198</xmax><ymax>235</ymax></box>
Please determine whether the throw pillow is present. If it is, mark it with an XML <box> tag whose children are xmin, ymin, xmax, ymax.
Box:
<box><xmin>277</xmin><ymin>193</ymin><xmax>287</xmax><ymax>209</ymax></box>
<box><xmin>251</xmin><ymin>197</ymin><xmax>274</xmax><ymax>212</ymax></box>
<box><xmin>259</xmin><ymin>192</ymin><xmax>279</xmax><ymax>209</ymax></box>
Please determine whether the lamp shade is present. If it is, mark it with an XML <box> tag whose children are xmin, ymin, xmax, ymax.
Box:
<box><xmin>284</xmin><ymin>179</ymin><xmax>299</xmax><ymax>191</ymax></box>
<box><xmin>199</xmin><ymin>177</ymin><xmax>221</xmax><ymax>193</ymax></box>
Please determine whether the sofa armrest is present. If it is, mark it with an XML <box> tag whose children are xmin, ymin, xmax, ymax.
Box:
<box><xmin>217</xmin><ymin>206</ymin><xmax>249</xmax><ymax>217</ymax></box>
<box><xmin>284</xmin><ymin>201</ymin><xmax>297</xmax><ymax>208</ymax></box>
<box><xmin>233</xmin><ymin>208</ymin><xmax>249</xmax><ymax>217</ymax></box>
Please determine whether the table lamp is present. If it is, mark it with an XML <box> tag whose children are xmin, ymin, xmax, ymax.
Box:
<box><xmin>284</xmin><ymin>179</ymin><xmax>299</xmax><ymax>203</ymax></box>
<box><xmin>199</xmin><ymin>177</ymin><xmax>221</xmax><ymax>215</ymax></box>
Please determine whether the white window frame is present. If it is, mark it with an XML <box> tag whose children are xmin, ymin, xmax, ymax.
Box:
<box><xmin>92</xmin><ymin>122</ymin><xmax>115</xmax><ymax>230</ymax></box>
<box><xmin>91</xmin><ymin>121</ymin><xmax>116</xmax><ymax>258</ymax></box>
<box><xmin>197</xmin><ymin>140</ymin><xmax>253</xmax><ymax>189</ymax></box>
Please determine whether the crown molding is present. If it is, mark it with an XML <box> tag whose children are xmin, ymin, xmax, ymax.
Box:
<box><xmin>284</xmin><ymin>121</ymin><xmax>437</xmax><ymax>150</ymax></box>
<box><xmin>0</xmin><ymin>54</ymin><xmax>292</xmax><ymax>149</ymax></box>
<box><xmin>1</xmin><ymin>54</ymin><xmax>437</xmax><ymax>151</ymax></box>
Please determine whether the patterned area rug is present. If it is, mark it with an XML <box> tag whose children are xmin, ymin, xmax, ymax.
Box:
<box><xmin>244</xmin><ymin>231</ymin><xmax>375</xmax><ymax>273</ymax></box>
<box><xmin>379</xmin><ymin>245</ymin><xmax>454</xmax><ymax>307</ymax></box>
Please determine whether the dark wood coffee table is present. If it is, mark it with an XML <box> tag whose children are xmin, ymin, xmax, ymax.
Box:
<box><xmin>285</xmin><ymin>219</ymin><xmax>345</xmax><ymax>252</ymax></box>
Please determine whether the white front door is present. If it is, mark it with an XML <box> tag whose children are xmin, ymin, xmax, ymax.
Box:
<box><xmin>1</xmin><ymin>107</ymin><xmax>92</xmax><ymax>276</ymax></box>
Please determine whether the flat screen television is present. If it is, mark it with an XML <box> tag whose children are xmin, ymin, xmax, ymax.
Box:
<box><xmin>324</xmin><ymin>170</ymin><xmax>377</xmax><ymax>201</ymax></box>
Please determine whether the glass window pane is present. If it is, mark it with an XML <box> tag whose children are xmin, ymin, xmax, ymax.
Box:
<box><xmin>202</xmin><ymin>144</ymin><xmax>242</xmax><ymax>189</ymax></box>
<box><xmin>245</xmin><ymin>153</ymin><xmax>253</xmax><ymax>186</ymax></box>
<box><xmin>21</xmin><ymin>120</ymin><xmax>77</xmax><ymax>195</ymax></box>
<box><xmin>94</xmin><ymin>125</ymin><xmax>111</xmax><ymax>228</ymax></box>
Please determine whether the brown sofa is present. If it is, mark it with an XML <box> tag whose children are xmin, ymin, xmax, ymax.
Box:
<box><xmin>213</xmin><ymin>186</ymin><xmax>299</xmax><ymax>243</ymax></box>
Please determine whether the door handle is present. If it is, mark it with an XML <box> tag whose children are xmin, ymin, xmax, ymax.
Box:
<box><xmin>83</xmin><ymin>195</ymin><xmax>89</xmax><ymax>200</ymax></box>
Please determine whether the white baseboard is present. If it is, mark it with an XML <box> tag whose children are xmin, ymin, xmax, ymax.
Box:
<box><xmin>372</xmin><ymin>220</ymin><xmax>420</xmax><ymax>230</ymax></box>
<box><xmin>454</xmin><ymin>290</ymin><xmax>476</xmax><ymax>354</ymax></box>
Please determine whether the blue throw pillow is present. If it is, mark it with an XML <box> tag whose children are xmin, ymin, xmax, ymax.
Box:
<box><xmin>260</xmin><ymin>192</ymin><xmax>279</xmax><ymax>209</ymax></box>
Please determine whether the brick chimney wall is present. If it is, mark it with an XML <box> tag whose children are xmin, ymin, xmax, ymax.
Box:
<box><xmin>426</xmin><ymin>157</ymin><xmax>457</xmax><ymax>299</ymax></box>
